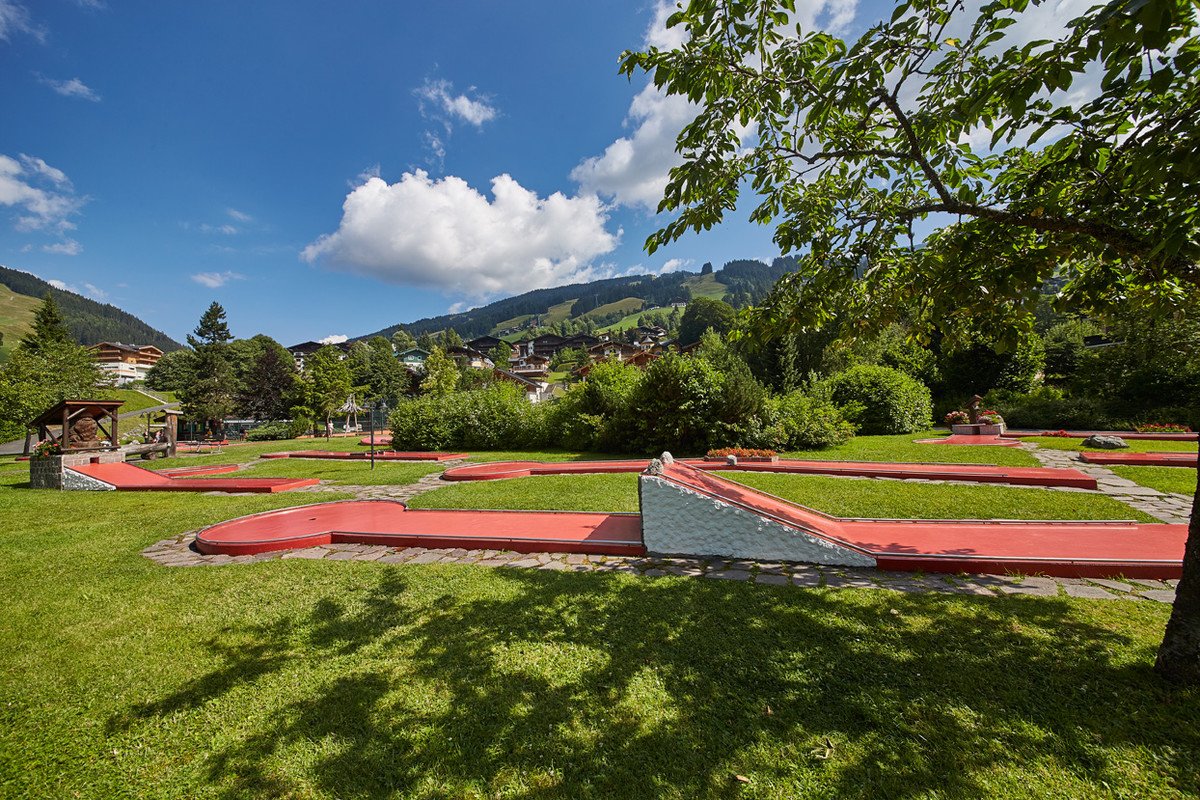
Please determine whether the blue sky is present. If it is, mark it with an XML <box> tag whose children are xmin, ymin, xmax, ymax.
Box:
<box><xmin>0</xmin><ymin>0</ymin><xmax>871</xmax><ymax>345</ymax></box>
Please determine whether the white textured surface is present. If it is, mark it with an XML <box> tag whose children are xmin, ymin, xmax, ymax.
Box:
<box><xmin>62</xmin><ymin>468</ymin><xmax>116</xmax><ymax>492</ymax></box>
<box><xmin>639</xmin><ymin>474</ymin><xmax>875</xmax><ymax>566</ymax></box>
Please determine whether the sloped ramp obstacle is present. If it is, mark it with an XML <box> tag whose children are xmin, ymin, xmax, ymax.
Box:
<box><xmin>68</xmin><ymin>461</ymin><xmax>318</xmax><ymax>493</ymax></box>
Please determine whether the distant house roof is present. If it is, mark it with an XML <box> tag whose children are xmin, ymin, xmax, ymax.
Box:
<box><xmin>288</xmin><ymin>340</ymin><xmax>350</xmax><ymax>354</ymax></box>
<box><xmin>92</xmin><ymin>342</ymin><xmax>163</xmax><ymax>356</ymax></box>
<box><xmin>397</xmin><ymin>347</ymin><xmax>431</xmax><ymax>359</ymax></box>
<box><xmin>466</xmin><ymin>335</ymin><xmax>503</xmax><ymax>350</ymax></box>
<box><xmin>493</xmin><ymin>369</ymin><xmax>545</xmax><ymax>389</ymax></box>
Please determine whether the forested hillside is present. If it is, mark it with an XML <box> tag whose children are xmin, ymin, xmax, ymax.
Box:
<box><xmin>0</xmin><ymin>266</ymin><xmax>182</xmax><ymax>354</ymax></box>
<box><xmin>356</xmin><ymin>257</ymin><xmax>797</xmax><ymax>341</ymax></box>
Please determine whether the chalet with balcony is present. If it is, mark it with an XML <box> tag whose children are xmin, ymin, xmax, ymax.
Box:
<box><xmin>91</xmin><ymin>342</ymin><xmax>164</xmax><ymax>385</ymax></box>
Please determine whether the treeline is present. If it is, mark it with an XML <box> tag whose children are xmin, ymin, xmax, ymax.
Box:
<box><xmin>0</xmin><ymin>266</ymin><xmax>182</xmax><ymax>351</ymax></box>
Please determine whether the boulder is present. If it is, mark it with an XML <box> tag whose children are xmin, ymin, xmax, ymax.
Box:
<box><xmin>1082</xmin><ymin>434</ymin><xmax>1128</xmax><ymax>449</ymax></box>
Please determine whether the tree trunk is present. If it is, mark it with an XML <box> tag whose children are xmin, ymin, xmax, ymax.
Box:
<box><xmin>1154</xmin><ymin>436</ymin><xmax>1200</xmax><ymax>684</ymax></box>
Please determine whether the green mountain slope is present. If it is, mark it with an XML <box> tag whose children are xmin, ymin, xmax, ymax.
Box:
<box><xmin>355</xmin><ymin>257</ymin><xmax>797</xmax><ymax>343</ymax></box>
<box><xmin>0</xmin><ymin>265</ymin><xmax>183</xmax><ymax>360</ymax></box>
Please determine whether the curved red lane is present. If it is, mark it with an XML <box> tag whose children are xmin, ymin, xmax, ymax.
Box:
<box><xmin>70</xmin><ymin>461</ymin><xmax>317</xmax><ymax>493</ymax></box>
<box><xmin>1003</xmin><ymin>429</ymin><xmax>1197</xmax><ymax>441</ymax></box>
<box><xmin>442</xmin><ymin>458</ymin><xmax>1097</xmax><ymax>489</ymax></box>
<box><xmin>195</xmin><ymin>500</ymin><xmax>644</xmax><ymax>557</ymax></box>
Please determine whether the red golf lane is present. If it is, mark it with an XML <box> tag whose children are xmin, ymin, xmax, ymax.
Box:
<box><xmin>71</xmin><ymin>461</ymin><xmax>317</xmax><ymax>493</ymax></box>
<box><xmin>1079</xmin><ymin>452</ymin><xmax>1198</xmax><ymax>467</ymax></box>
<box><xmin>442</xmin><ymin>458</ymin><xmax>1097</xmax><ymax>489</ymax></box>
<box><xmin>915</xmin><ymin>435</ymin><xmax>1024</xmax><ymax>447</ymax></box>
<box><xmin>658</xmin><ymin>461</ymin><xmax>1186</xmax><ymax>579</ymax></box>
<box><xmin>261</xmin><ymin>450</ymin><xmax>467</xmax><ymax>462</ymax></box>
<box><xmin>194</xmin><ymin>500</ymin><xmax>645</xmax><ymax>557</ymax></box>
<box><xmin>155</xmin><ymin>464</ymin><xmax>243</xmax><ymax>478</ymax></box>
<box><xmin>1004</xmin><ymin>429</ymin><xmax>1197</xmax><ymax>441</ymax></box>
<box><xmin>359</xmin><ymin>436</ymin><xmax>393</xmax><ymax>446</ymax></box>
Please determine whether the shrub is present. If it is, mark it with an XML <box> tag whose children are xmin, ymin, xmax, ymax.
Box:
<box><xmin>982</xmin><ymin>387</ymin><xmax>1111</xmax><ymax>430</ymax></box>
<box><xmin>769</xmin><ymin>387</ymin><xmax>856</xmax><ymax>449</ymax></box>
<box><xmin>628</xmin><ymin>354</ymin><xmax>726</xmax><ymax>453</ymax></box>
<box><xmin>826</xmin><ymin>365</ymin><xmax>932</xmax><ymax>434</ymax></box>
<box><xmin>244</xmin><ymin>421</ymin><xmax>297</xmax><ymax>441</ymax></box>
<box><xmin>707</xmin><ymin>447</ymin><xmax>777</xmax><ymax>458</ymax></box>
<box><xmin>388</xmin><ymin>383</ymin><xmax>552</xmax><ymax>451</ymax></box>
<box><xmin>548</xmin><ymin>359</ymin><xmax>642</xmax><ymax>451</ymax></box>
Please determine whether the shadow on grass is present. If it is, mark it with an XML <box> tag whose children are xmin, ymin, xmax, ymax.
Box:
<box><xmin>110</xmin><ymin>568</ymin><xmax>1200</xmax><ymax>798</ymax></box>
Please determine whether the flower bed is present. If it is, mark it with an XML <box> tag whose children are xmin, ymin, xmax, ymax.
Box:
<box><xmin>1135</xmin><ymin>423</ymin><xmax>1192</xmax><ymax>433</ymax></box>
<box><xmin>705</xmin><ymin>447</ymin><xmax>779</xmax><ymax>462</ymax></box>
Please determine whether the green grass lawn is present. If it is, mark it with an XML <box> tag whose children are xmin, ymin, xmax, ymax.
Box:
<box><xmin>781</xmin><ymin>431</ymin><xmax>1041</xmax><ymax>466</ymax></box>
<box><xmin>1023</xmin><ymin>436</ymin><xmax>1199</xmax><ymax>453</ymax></box>
<box><xmin>411</xmin><ymin>473</ymin><xmax>642</xmax><ymax>513</ymax></box>
<box><xmin>1110</xmin><ymin>465</ymin><xmax>1198</xmax><ymax>497</ymax></box>
<box><xmin>0</xmin><ymin>466</ymin><xmax>1195</xmax><ymax>798</ymax></box>
<box><xmin>104</xmin><ymin>388</ymin><xmax>174</xmax><ymax>416</ymax></box>
<box><xmin>232</xmin><ymin>458</ymin><xmax>442</xmax><ymax>486</ymax></box>
<box><xmin>465</xmin><ymin>449</ymin><xmax>616</xmax><ymax>463</ymax></box>
<box><xmin>148</xmin><ymin>437</ymin><xmax>378</xmax><ymax>470</ymax></box>
<box><xmin>410</xmin><ymin>472</ymin><xmax>1154</xmax><ymax>522</ymax></box>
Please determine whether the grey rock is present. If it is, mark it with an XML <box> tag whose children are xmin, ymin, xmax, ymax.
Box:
<box><xmin>1081</xmin><ymin>435</ymin><xmax>1128</xmax><ymax>449</ymax></box>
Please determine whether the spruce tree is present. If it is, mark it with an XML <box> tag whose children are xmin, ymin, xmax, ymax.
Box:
<box><xmin>19</xmin><ymin>294</ymin><xmax>72</xmax><ymax>354</ymax></box>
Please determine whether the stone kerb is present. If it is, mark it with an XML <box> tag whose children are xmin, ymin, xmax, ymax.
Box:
<box><xmin>29</xmin><ymin>450</ymin><xmax>123</xmax><ymax>490</ymax></box>
<box><xmin>638</xmin><ymin>470</ymin><xmax>876</xmax><ymax>567</ymax></box>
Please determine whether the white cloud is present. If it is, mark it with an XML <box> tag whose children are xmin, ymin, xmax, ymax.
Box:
<box><xmin>573</xmin><ymin>0</ymin><xmax>856</xmax><ymax>210</ymax></box>
<box><xmin>82</xmin><ymin>282</ymin><xmax>105</xmax><ymax>299</ymax></box>
<box><xmin>190</xmin><ymin>271</ymin><xmax>244</xmax><ymax>288</ymax></box>
<box><xmin>46</xmin><ymin>278</ymin><xmax>72</xmax><ymax>291</ymax></box>
<box><xmin>40</xmin><ymin>76</ymin><xmax>101</xmax><ymax>102</ymax></box>
<box><xmin>302</xmin><ymin>170</ymin><xmax>620</xmax><ymax>297</ymax></box>
<box><xmin>0</xmin><ymin>152</ymin><xmax>85</xmax><ymax>252</ymax></box>
<box><xmin>226</xmin><ymin>208</ymin><xmax>253</xmax><ymax>223</ymax></box>
<box><xmin>416</xmin><ymin>78</ymin><xmax>497</xmax><ymax>127</ymax></box>
<box><xmin>42</xmin><ymin>239</ymin><xmax>82</xmax><ymax>255</ymax></box>
<box><xmin>659</xmin><ymin>258</ymin><xmax>690</xmax><ymax>273</ymax></box>
<box><xmin>318</xmin><ymin>334</ymin><xmax>349</xmax><ymax>345</ymax></box>
<box><xmin>0</xmin><ymin>0</ymin><xmax>44</xmax><ymax>42</ymax></box>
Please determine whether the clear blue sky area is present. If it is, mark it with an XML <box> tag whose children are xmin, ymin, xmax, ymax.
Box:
<box><xmin>0</xmin><ymin>0</ymin><xmax>885</xmax><ymax>344</ymax></box>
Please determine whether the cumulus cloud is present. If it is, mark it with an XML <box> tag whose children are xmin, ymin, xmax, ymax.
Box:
<box><xmin>46</xmin><ymin>278</ymin><xmax>72</xmax><ymax>291</ymax></box>
<box><xmin>416</xmin><ymin>78</ymin><xmax>497</xmax><ymax>127</ymax></box>
<box><xmin>42</xmin><ymin>239</ymin><xmax>82</xmax><ymax>255</ymax></box>
<box><xmin>573</xmin><ymin>0</ymin><xmax>857</xmax><ymax>210</ymax></box>
<box><xmin>302</xmin><ymin>170</ymin><xmax>620</xmax><ymax>297</ymax></box>
<box><xmin>39</xmin><ymin>76</ymin><xmax>101</xmax><ymax>102</ymax></box>
<box><xmin>0</xmin><ymin>0</ymin><xmax>44</xmax><ymax>42</ymax></box>
<box><xmin>318</xmin><ymin>334</ymin><xmax>349</xmax><ymax>345</ymax></box>
<box><xmin>190</xmin><ymin>271</ymin><xmax>244</xmax><ymax>288</ymax></box>
<box><xmin>0</xmin><ymin>153</ymin><xmax>85</xmax><ymax>252</ymax></box>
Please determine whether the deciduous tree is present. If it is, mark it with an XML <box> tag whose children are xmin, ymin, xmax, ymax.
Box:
<box><xmin>623</xmin><ymin>0</ymin><xmax>1200</xmax><ymax>681</ymax></box>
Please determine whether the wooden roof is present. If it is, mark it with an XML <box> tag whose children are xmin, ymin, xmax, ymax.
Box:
<box><xmin>29</xmin><ymin>399</ymin><xmax>124</xmax><ymax>427</ymax></box>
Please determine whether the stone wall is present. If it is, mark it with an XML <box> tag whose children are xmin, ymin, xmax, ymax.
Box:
<box><xmin>639</xmin><ymin>473</ymin><xmax>876</xmax><ymax>566</ymax></box>
<box><xmin>29</xmin><ymin>450</ymin><xmax>123</xmax><ymax>490</ymax></box>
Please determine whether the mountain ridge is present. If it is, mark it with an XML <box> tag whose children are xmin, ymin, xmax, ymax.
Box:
<box><xmin>353</xmin><ymin>257</ymin><xmax>798</xmax><ymax>342</ymax></box>
<box><xmin>0</xmin><ymin>265</ymin><xmax>183</xmax><ymax>358</ymax></box>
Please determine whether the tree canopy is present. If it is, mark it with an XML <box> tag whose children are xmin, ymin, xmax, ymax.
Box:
<box><xmin>622</xmin><ymin>0</ymin><xmax>1200</xmax><ymax>682</ymax></box>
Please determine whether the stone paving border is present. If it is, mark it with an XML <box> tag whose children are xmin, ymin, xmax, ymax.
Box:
<box><xmin>1024</xmin><ymin>444</ymin><xmax>1193</xmax><ymax>523</ymax></box>
<box><xmin>141</xmin><ymin>533</ymin><xmax>1180</xmax><ymax>603</ymax></box>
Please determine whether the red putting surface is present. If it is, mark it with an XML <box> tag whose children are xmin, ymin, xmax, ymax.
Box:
<box><xmin>915</xmin><ymin>434</ymin><xmax>1024</xmax><ymax>446</ymax></box>
<box><xmin>1079</xmin><ymin>452</ymin><xmax>1198</xmax><ymax>467</ymax></box>
<box><xmin>195</xmin><ymin>500</ymin><xmax>644</xmax><ymax>557</ymax></box>
<box><xmin>70</xmin><ymin>461</ymin><xmax>318</xmax><ymax>493</ymax></box>
<box><xmin>659</xmin><ymin>461</ymin><xmax>1186</xmax><ymax>579</ymax></box>
<box><xmin>261</xmin><ymin>450</ymin><xmax>467</xmax><ymax>462</ymax></box>
<box><xmin>155</xmin><ymin>464</ymin><xmax>243</xmax><ymax>478</ymax></box>
<box><xmin>442</xmin><ymin>458</ymin><xmax>1097</xmax><ymax>489</ymax></box>
<box><xmin>359</xmin><ymin>436</ymin><xmax>393</xmax><ymax>446</ymax></box>
<box><xmin>1004</xmin><ymin>429</ymin><xmax>1197</xmax><ymax>441</ymax></box>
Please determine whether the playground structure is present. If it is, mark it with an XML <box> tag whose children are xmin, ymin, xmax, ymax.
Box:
<box><xmin>194</xmin><ymin>454</ymin><xmax>1186</xmax><ymax>579</ymax></box>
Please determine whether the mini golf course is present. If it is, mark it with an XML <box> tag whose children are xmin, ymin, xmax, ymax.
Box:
<box><xmin>1003</xmin><ymin>429</ymin><xmax>1197</xmax><ymax>441</ymax></box>
<box><xmin>69</xmin><ymin>461</ymin><xmax>318</xmax><ymax>493</ymax></box>
<box><xmin>441</xmin><ymin>458</ymin><xmax>1098</xmax><ymax>489</ymax></box>
<box><xmin>194</xmin><ymin>457</ymin><xmax>1186</xmax><ymax>578</ymax></box>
